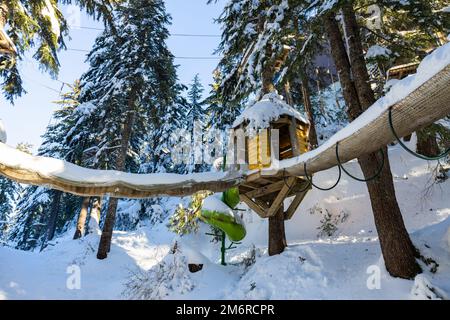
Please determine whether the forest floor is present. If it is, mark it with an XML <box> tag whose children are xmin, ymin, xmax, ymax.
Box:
<box><xmin>0</xmin><ymin>137</ymin><xmax>449</xmax><ymax>300</ymax></box>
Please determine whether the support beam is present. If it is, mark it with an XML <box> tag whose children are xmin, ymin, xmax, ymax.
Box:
<box><xmin>240</xmin><ymin>194</ymin><xmax>268</xmax><ymax>218</ymax></box>
<box><xmin>285</xmin><ymin>184</ymin><xmax>311</xmax><ymax>220</ymax></box>
<box><xmin>245</xmin><ymin>180</ymin><xmax>285</xmax><ymax>198</ymax></box>
<box><xmin>266</xmin><ymin>176</ymin><xmax>296</xmax><ymax>217</ymax></box>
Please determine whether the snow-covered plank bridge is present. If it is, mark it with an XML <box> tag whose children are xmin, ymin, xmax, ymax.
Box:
<box><xmin>0</xmin><ymin>45</ymin><xmax>450</xmax><ymax>200</ymax></box>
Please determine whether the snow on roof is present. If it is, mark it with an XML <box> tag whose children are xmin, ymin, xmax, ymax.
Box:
<box><xmin>0</xmin><ymin>142</ymin><xmax>228</xmax><ymax>186</ymax></box>
<box><xmin>232</xmin><ymin>92</ymin><xmax>308</xmax><ymax>134</ymax></box>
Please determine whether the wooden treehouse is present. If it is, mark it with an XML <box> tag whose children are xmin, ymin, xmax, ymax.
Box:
<box><xmin>228</xmin><ymin>93</ymin><xmax>311</xmax><ymax>220</ymax></box>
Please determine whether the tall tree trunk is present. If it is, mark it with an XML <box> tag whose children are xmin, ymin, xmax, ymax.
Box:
<box><xmin>341</xmin><ymin>2</ymin><xmax>376</xmax><ymax>109</ymax></box>
<box><xmin>46</xmin><ymin>191</ymin><xmax>62</xmax><ymax>241</ymax></box>
<box><xmin>326</xmin><ymin>7</ymin><xmax>420</xmax><ymax>279</ymax></box>
<box><xmin>300</xmin><ymin>74</ymin><xmax>318</xmax><ymax>149</ymax></box>
<box><xmin>416</xmin><ymin>127</ymin><xmax>440</xmax><ymax>157</ymax></box>
<box><xmin>73</xmin><ymin>197</ymin><xmax>91</xmax><ymax>239</ymax></box>
<box><xmin>260</xmin><ymin>54</ymin><xmax>287</xmax><ymax>256</ymax></box>
<box><xmin>41</xmin><ymin>190</ymin><xmax>62</xmax><ymax>251</ymax></box>
<box><xmin>97</xmin><ymin>90</ymin><xmax>137</xmax><ymax>260</ymax></box>
<box><xmin>268</xmin><ymin>205</ymin><xmax>287</xmax><ymax>255</ymax></box>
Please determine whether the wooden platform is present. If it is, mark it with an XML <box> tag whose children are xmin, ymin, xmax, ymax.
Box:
<box><xmin>239</xmin><ymin>171</ymin><xmax>311</xmax><ymax>220</ymax></box>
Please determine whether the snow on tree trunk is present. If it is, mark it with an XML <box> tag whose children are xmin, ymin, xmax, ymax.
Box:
<box><xmin>41</xmin><ymin>190</ymin><xmax>62</xmax><ymax>251</ymax></box>
<box><xmin>73</xmin><ymin>197</ymin><xmax>90</xmax><ymax>240</ymax></box>
<box><xmin>87</xmin><ymin>197</ymin><xmax>102</xmax><ymax>235</ymax></box>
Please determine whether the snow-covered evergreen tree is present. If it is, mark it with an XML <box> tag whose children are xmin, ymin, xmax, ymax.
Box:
<box><xmin>185</xmin><ymin>74</ymin><xmax>207</xmax><ymax>173</ymax></box>
<box><xmin>0</xmin><ymin>176</ymin><xmax>20</xmax><ymax>241</ymax></box>
<box><xmin>7</xmin><ymin>82</ymin><xmax>84</xmax><ymax>250</ymax></box>
<box><xmin>65</xmin><ymin>0</ymin><xmax>183</xmax><ymax>258</ymax></box>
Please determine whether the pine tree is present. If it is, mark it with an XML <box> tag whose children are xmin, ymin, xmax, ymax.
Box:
<box><xmin>0</xmin><ymin>0</ymin><xmax>122</xmax><ymax>102</ymax></box>
<box><xmin>67</xmin><ymin>0</ymin><xmax>181</xmax><ymax>259</ymax></box>
<box><xmin>204</xmin><ymin>70</ymin><xmax>243</xmax><ymax>165</ymax></box>
<box><xmin>0</xmin><ymin>175</ymin><xmax>20</xmax><ymax>240</ymax></box>
<box><xmin>355</xmin><ymin>0</ymin><xmax>450</xmax><ymax>156</ymax></box>
<box><xmin>185</xmin><ymin>74</ymin><xmax>207</xmax><ymax>173</ymax></box>
<box><xmin>320</xmin><ymin>1</ymin><xmax>422</xmax><ymax>278</ymax></box>
<box><xmin>211</xmin><ymin>0</ymin><xmax>324</xmax><ymax>255</ymax></box>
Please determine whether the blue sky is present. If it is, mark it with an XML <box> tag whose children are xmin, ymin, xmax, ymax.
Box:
<box><xmin>0</xmin><ymin>1</ymin><xmax>223</xmax><ymax>151</ymax></box>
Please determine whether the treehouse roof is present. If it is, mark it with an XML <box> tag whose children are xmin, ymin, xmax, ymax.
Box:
<box><xmin>232</xmin><ymin>92</ymin><xmax>308</xmax><ymax>134</ymax></box>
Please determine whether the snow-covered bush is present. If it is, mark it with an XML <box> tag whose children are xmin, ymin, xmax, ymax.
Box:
<box><xmin>123</xmin><ymin>242</ymin><xmax>195</xmax><ymax>300</ymax></box>
<box><xmin>309</xmin><ymin>205</ymin><xmax>349</xmax><ymax>238</ymax></box>
<box><xmin>410</xmin><ymin>274</ymin><xmax>447</xmax><ymax>300</ymax></box>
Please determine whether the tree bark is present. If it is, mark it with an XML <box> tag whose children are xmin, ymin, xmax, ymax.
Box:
<box><xmin>73</xmin><ymin>197</ymin><xmax>90</xmax><ymax>239</ymax></box>
<box><xmin>268</xmin><ymin>204</ymin><xmax>287</xmax><ymax>256</ymax></box>
<box><xmin>97</xmin><ymin>89</ymin><xmax>137</xmax><ymax>260</ymax></box>
<box><xmin>416</xmin><ymin>127</ymin><xmax>440</xmax><ymax>157</ymax></box>
<box><xmin>324</xmin><ymin>13</ymin><xmax>362</xmax><ymax>120</ymax></box>
<box><xmin>326</xmin><ymin>7</ymin><xmax>421</xmax><ymax>279</ymax></box>
<box><xmin>40</xmin><ymin>190</ymin><xmax>62</xmax><ymax>251</ymax></box>
<box><xmin>341</xmin><ymin>2</ymin><xmax>376</xmax><ymax>108</ymax></box>
<box><xmin>300</xmin><ymin>74</ymin><xmax>318</xmax><ymax>149</ymax></box>
<box><xmin>46</xmin><ymin>191</ymin><xmax>62</xmax><ymax>242</ymax></box>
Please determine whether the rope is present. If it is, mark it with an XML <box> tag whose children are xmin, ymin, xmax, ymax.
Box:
<box><xmin>388</xmin><ymin>107</ymin><xmax>450</xmax><ymax>160</ymax></box>
<box><xmin>303</xmin><ymin>162</ymin><xmax>341</xmax><ymax>191</ymax></box>
<box><xmin>335</xmin><ymin>142</ymin><xmax>385</xmax><ymax>182</ymax></box>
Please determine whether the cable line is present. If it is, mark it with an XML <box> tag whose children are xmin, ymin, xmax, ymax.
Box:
<box><xmin>388</xmin><ymin>107</ymin><xmax>450</xmax><ymax>160</ymax></box>
<box><xmin>335</xmin><ymin>142</ymin><xmax>385</xmax><ymax>182</ymax></box>
<box><xmin>303</xmin><ymin>162</ymin><xmax>341</xmax><ymax>191</ymax></box>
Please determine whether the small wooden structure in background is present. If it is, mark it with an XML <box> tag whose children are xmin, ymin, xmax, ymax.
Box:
<box><xmin>387</xmin><ymin>62</ymin><xmax>420</xmax><ymax>142</ymax></box>
<box><xmin>387</xmin><ymin>62</ymin><xmax>420</xmax><ymax>81</ymax></box>
<box><xmin>229</xmin><ymin>94</ymin><xmax>311</xmax><ymax>221</ymax></box>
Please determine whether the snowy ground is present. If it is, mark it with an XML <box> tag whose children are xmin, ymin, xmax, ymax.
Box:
<box><xmin>0</xmin><ymin>137</ymin><xmax>449</xmax><ymax>300</ymax></box>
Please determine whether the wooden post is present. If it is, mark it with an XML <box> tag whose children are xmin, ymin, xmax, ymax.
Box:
<box><xmin>268</xmin><ymin>204</ymin><xmax>287</xmax><ymax>255</ymax></box>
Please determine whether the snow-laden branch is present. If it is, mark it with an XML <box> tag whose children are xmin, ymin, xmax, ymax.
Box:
<box><xmin>0</xmin><ymin>142</ymin><xmax>243</xmax><ymax>198</ymax></box>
